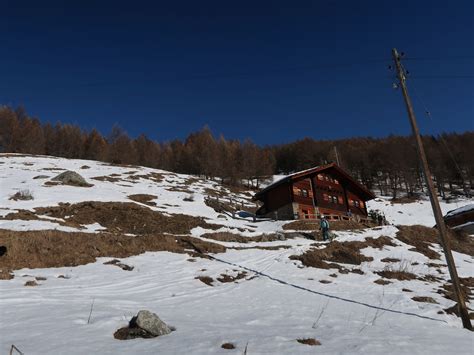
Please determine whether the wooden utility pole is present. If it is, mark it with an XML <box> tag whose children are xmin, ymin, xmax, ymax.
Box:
<box><xmin>392</xmin><ymin>48</ymin><xmax>472</xmax><ymax>330</ymax></box>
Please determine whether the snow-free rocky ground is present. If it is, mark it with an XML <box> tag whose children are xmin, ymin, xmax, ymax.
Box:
<box><xmin>0</xmin><ymin>154</ymin><xmax>473</xmax><ymax>354</ymax></box>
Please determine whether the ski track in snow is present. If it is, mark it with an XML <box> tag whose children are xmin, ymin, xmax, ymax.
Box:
<box><xmin>0</xmin><ymin>154</ymin><xmax>473</xmax><ymax>354</ymax></box>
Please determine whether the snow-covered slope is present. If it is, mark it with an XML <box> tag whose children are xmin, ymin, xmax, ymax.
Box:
<box><xmin>367</xmin><ymin>196</ymin><xmax>473</xmax><ymax>227</ymax></box>
<box><xmin>1</xmin><ymin>154</ymin><xmax>473</xmax><ymax>355</ymax></box>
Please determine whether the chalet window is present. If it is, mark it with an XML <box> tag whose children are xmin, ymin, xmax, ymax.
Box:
<box><xmin>302</xmin><ymin>209</ymin><xmax>309</xmax><ymax>219</ymax></box>
<box><xmin>338</xmin><ymin>196</ymin><xmax>344</xmax><ymax>204</ymax></box>
<box><xmin>334</xmin><ymin>179</ymin><xmax>339</xmax><ymax>185</ymax></box>
<box><xmin>360</xmin><ymin>201</ymin><xmax>364</xmax><ymax>208</ymax></box>
<box><xmin>331</xmin><ymin>196</ymin><xmax>338</xmax><ymax>203</ymax></box>
<box><xmin>325</xmin><ymin>175</ymin><xmax>329</xmax><ymax>181</ymax></box>
<box><xmin>353</xmin><ymin>200</ymin><xmax>360</xmax><ymax>207</ymax></box>
<box><xmin>301</xmin><ymin>189</ymin><xmax>309</xmax><ymax>197</ymax></box>
<box><xmin>317</xmin><ymin>174</ymin><xmax>324</xmax><ymax>181</ymax></box>
<box><xmin>323</xmin><ymin>193</ymin><xmax>329</xmax><ymax>201</ymax></box>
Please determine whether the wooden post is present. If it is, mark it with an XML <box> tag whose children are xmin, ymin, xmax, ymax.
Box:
<box><xmin>392</xmin><ymin>48</ymin><xmax>472</xmax><ymax>330</ymax></box>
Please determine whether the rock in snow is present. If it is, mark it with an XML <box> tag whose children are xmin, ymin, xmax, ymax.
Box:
<box><xmin>114</xmin><ymin>310</ymin><xmax>173</xmax><ymax>340</ymax></box>
<box><xmin>51</xmin><ymin>171</ymin><xmax>92</xmax><ymax>187</ymax></box>
<box><xmin>135</xmin><ymin>310</ymin><xmax>172</xmax><ymax>336</ymax></box>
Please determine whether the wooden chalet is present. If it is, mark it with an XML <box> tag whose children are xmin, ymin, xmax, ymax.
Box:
<box><xmin>253</xmin><ymin>163</ymin><xmax>375</xmax><ymax>221</ymax></box>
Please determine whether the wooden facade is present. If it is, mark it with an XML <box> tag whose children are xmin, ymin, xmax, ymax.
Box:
<box><xmin>254</xmin><ymin>163</ymin><xmax>375</xmax><ymax>221</ymax></box>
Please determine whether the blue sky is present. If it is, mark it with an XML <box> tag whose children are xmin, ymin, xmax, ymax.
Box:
<box><xmin>1</xmin><ymin>0</ymin><xmax>473</xmax><ymax>144</ymax></box>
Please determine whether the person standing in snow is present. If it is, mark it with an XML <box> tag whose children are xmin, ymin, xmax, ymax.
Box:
<box><xmin>320</xmin><ymin>215</ymin><xmax>330</xmax><ymax>241</ymax></box>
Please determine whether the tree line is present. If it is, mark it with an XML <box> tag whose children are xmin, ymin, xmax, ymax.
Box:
<box><xmin>0</xmin><ymin>106</ymin><xmax>472</xmax><ymax>197</ymax></box>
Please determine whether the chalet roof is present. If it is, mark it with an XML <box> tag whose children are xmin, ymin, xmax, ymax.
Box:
<box><xmin>253</xmin><ymin>163</ymin><xmax>375</xmax><ymax>201</ymax></box>
<box><xmin>445</xmin><ymin>204</ymin><xmax>474</xmax><ymax>219</ymax></box>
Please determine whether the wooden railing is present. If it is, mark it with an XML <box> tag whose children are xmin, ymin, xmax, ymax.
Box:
<box><xmin>295</xmin><ymin>212</ymin><xmax>371</xmax><ymax>223</ymax></box>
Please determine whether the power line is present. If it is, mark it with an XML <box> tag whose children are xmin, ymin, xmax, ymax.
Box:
<box><xmin>407</xmin><ymin>74</ymin><xmax>468</xmax><ymax>183</ymax></box>
<box><xmin>408</xmin><ymin>75</ymin><xmax>474</xmax><ymax>79</ymax></box>
<box><xmin>404</xmin><ymin>55</ymin><xmax>474</xmax><ymax>61</ymax></box>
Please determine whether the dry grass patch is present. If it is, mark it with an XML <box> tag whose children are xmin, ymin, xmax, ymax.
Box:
<box><xmin>375</xmin><ymin>270</ymin><xmax>417</xmax><ymax>281</ymax></box>
<box><xmin>437</xmin><ymin>277</ymin><xmax>473</xmax><ymax>302</ymax></box>
<box><xmin>217</xmin><ymin>271</ymin><xmax>247</xmax><ymax>283</ymax></box>
<box><xmin>374</xmin><ymin>279</ymin><xmax>391</xmax><ymax>285</ymax></box>
<box><xmin>91</xmin><ymin>175</ymin><xmax>121</xmax><ymax>183</ymax></box>
<box><xmin>34</xmin><ymin>201</ymin><xmax>221</xmax><ymax>235</ymax></box>
<box><xmin>0</xmin><ymin>270</ymin><xmax>14</xmax><ymax>280</ymax></box>
<box><xmin>396</xmin><ymin>225</ymin><xmax>474</xmax><ymax>259</ymax></box>
<box><xmin>390</xmin><ymin>196</ymin><xmax>421</xmax><ymax>204</ymax></box>
<box><xmin>128</xmin><ymin>194</ymin><xmax>157</xmax><ymax>206</ymax></box>
<box><xmin>412</xmin><ymin>296</ymin><xmax>438</xmax><ymax>304</ymax></box>
<box><xmin>297</xmin><ymin>338</ymin><xmax>321</xmax><ymax>346</ymax></box>
<box><xmin>9</xmin><ymin>190</ymin><xmax>34</xmax><ymax>201</ymax></box>
<box><xmin>381</xmin><ymin>257</ymin><xmax>401</xmax><ymax>263</ymax></box>
<box><xmin>24</xmin><ymin>280</ymin><xmax>38</xmax><ymax>286</ymax></box>
<box><xmin>229</xmin><ymin>245</ymin><xmax>291</xmax><ymax>251</ymax></box>
<box><xmin>0</xmin><ymin>229</ymin><xmax>226</xmax><ymax>274</ymax></box>
<box><xmin>290</xmin><ymin>236</ymin><xmax>395</xmax><ymax>270</ymax></box>
<box><xmin>200</xmin><ymin>232</ymin><xmax>287</xmax><ymax>243</ymax></box>
<box><xmin>283</xmin><ymin>219</ymin><xmax>368</xmax><ymax>231</ymax></box>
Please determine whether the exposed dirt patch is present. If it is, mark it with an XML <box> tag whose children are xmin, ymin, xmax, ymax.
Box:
<box><xmin>444</xmin><ymin>304</ymin><xmax>474</xmax><ymax>319</ymax></box>
<box><xmin>390</xmin><ymin>196</ymin><xmax>421</xmax><ymax>204</ymax></box>
<box><xmin>396</xmin><ymin>225</ymin><xmax>474</xmax><ymax>259</ymax></box>
<box><xmin>290</xmin><ymin>237</ymin><xmax>395</xmax><ymax>270</ymax></box>
<box><xmin>127</xmin><ymin>172</ymin><xmax>164</xmax><ymax>183</ymax></box>
<box><xmin>195</xmin><ymin>276</ymin><xmax>214</xmax><ymax>286</ymax></box>
<box><xmin>419</xmin><ymin>274</ymin><xmax>443</xmax><ymax>283</ymax></box>
<box><xmin>43</xmin><ymin>181</ymin><xmax>61</xmax><ymax>187</ymax></box>
<box><xmin>402</xmin><ymin>288</ymin><xmax>413</xmax><ymax>292</ymax></box>
<box><xmin>0</xmin><ymin>229</ymin><xmax>226</xmax><ymax>273</ymax></box>
<box><xmin>426</xmin><ymin>262</ymin><xmax>447</xmax><ymax>268</ymax></box>
<box><xmin>127</xmin><ymin>194</ymin><xmax>157</xmax><ymax>207</ymax></box>
<box><xmin>80</xmin><ymin>165</ymin><xmax>90</xmax><ymax>169</ymax></box>
<box><xmin>166</xmin><ymin>186</ymin><xmax>193</xmax><ymax>193</ymax></box>
<box><xmin>217</xmin><ymin>271</ymin><xmax>247</xmax><ymax>283</ymax></box>
<box><xmin>104</xmin><ymin>259</ymin><xmax>134</xmax><ymax>271</ymax></box>
<box><xmin>229</xmin><ymin>245</ymin><xmax>291</xmax><ymax>251</ymax></box>
<box><xmin>437</xmin><ymin>278</ymin><xmax>473</xmax><ymax>302</ymax></box>
<box><xmin>283</xmin><ymin>219</ymin><xmax>369</xmax><ymax>231</ymax></box>
<box><xmin>374</xmin><ymin>279</ymin><xmax>391</xmax><ymax>285</ymax></box>
<box><xmin>221</xmin><ymin>343</ymin><xmax>235</xmax><ymax>350</ymax></box>
<box><xmin>91</xmin><ymin>175</ymin><xmax>121</xmax><ymax>183</ymax></box>
<box><xmin>381</xmin><ymin>257</ymin><xmax>401</xmax><ymax>263</ymax></box>
<box><xmin>24</xmin><ymin>280</ymin><xmax>38</xmax><ymax>286</ymax></box>
<box><xmin>33</xmin><ymin>175</ymin><xmax>50</xmax><ymax>179</ymax></box>
<box><xmin>34</xmin><ymin>201</ymin><xmax>221</xmax><ymax>235</ymax></box>
<box><xmin>42</xmin><ymin>167</ymin><xmax>65</xmax><ymax>171</ymax></box>
<box><xmin>375</xmin><ymin>270</ymin><xmax>417</xmax><ymax>281</ymax></box>
<box><xmin>319</xmin><ymin>279</ymin><xmax>332</xmax><ymax>284</ymax></box>
<box><xmin>412</xmin><ymin>296</ymin><xmax>438</xmax><ymax>304</ymax></box>
<box><xmin>297</xmin><ymin>338</ymin><xmax>321</xmax><ymax>346</ymax></box>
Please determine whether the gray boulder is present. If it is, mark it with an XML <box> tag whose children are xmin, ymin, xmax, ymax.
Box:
<box><xmin>51</xmin><ymin>171</ymin><xmax>92</xmax><ymax>187</ymax></box>
<box><xmin>135</xmin><ymin>310</ymin><xmax>172</xmax><ymax>336</ymax></box>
